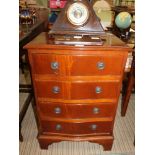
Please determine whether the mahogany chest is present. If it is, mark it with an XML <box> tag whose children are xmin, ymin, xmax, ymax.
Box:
<box><xmin>25</xmin><ymin>32</ymin><xmax>131</xmax><ymax>150</ymax></box>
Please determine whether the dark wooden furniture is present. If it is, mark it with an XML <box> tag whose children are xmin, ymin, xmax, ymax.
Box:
<box><xmin>19</xmin><ymin>87</ymin><xmax>33</xmax><ymax>141</ymax></box>
<box><xmin>120</xmin><ymin>29</ymin><xmax>135</xmax><ymax>116</ymax></box>
<box><xmin>19</xmin><ymin>20</ymin><xmax>46</xmax><ymax>141</ymax></box>
<box><xmin>49</xmin><ymin>0</ymin><xmax>104</xmax><ymax>36</ymax></box>
<box><xmin>20</xmin><ymin>21</ymin><xmax>45</xmax><ymax>72</ymax></box>
<box><xmin>121</xmin><ymin>49</ymin><xmax>135</xmax><ymax>116</ymax></box>
<box><xmin>49</xmin><ymin>0</ymin><xmax>105</xmax><ymax>46</ymax></box>
<box><xmin>24</xmin><ymin>32</ymin><xmax>131</xmax><ymax>150</ymax></box>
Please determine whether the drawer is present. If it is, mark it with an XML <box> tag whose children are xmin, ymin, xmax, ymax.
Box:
<box><xmin>41</xmin><ymin>120</ymin><xmax>112</xmax><ymax>135</ymax></box>
<box><xmin>38</xmin><ymin>103</ymin><xmax>66</xmax><ymax>118</ymax></box>
<box><xmin>31</xmin><ymin>53</ymin><xmax>124</xmax><ymax>76</ymax></box>
<box><xmin>69</xmin><ymin>55</ymin><xmax>125</xmax><ymax>76</ymax></box>
<box><xmin>31</xmin><ymin>54</ymin><xmax>67</xmax><ymax>75</ymax></box>
<box><xmin>35</xmin><ymin>81</ymin><xmax>119</xmax><ymax>99</ymax></box>
<box><xmin>38</xmin><ymin>102</ymin><xmax>116</xmax><ymax>119</ymax></box>
<box><xmin>70</xmin><ymin>81</ymin><xmax>119</xmax><ymax>99</ymax></box>
<box><xmin>35</xmin><ymin>81</ymin><xmax>64</xmax><ymax>99</ymax></box>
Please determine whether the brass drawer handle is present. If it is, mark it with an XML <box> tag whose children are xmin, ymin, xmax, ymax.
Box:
<box><xmin>54</xmin><ymin>107</ymin><xmax>61</xmax><ymax>114</ymax></box>
<box><xmin>97</xmin><ymin>62</ymin><xmax>105</xmax><ymax>70</ymax></box>
<box><xmin>55</xmin><ymin>124</ymin><xmax>61</xmax><ymax>130</ymax></box>
<box><xmin>95</xmin><ymin>86</ymin><xmax>102</xmax><ymax>94</ymax></box>
<box><xmin>91</xmin><ymin>124</ymin><xmax>97</xmax><ymax>130</ymax></box>
<box><xmin>52</xmin><ymin>86</ymin><xmax>60</xmax><ymax>94</ymax></box>
<box><xmin>51</xmin><ymin>62</ymin><xmax>59</xmax><ymax>70</ymax></box>
<box><xmin>93</xmin><ymin>107</ymin><xmax>100</xmax><ymax>114</ymax></box>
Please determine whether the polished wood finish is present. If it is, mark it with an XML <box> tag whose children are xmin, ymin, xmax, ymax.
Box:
<box><xmin>35</xmin><ymin>80</ymin><xmax>119</xmax><ymax>99</ymax></box>
<box><xmin>38</xmin><ymin>135</ymin><xmax>114</xmax><ymax>150</ymax></box>
<box><xmin>25</xmin><ymin>32</ymin><xmax>131</xmax><ymax>150</ymax></box>
<box><xmin>49</xmin><ymin>0</ymin><xmax>105</xmax><ymax>45</ymax></box>
<box><xmin>49</xmin><ymin>0</ymin><xmax>104</xmax><ymax>36</ymax></box>
<box><xmin>41</xmin><ymin>119</ymin><xmax>112</xmax><ymax>135</ymax></box>
<box><xmin>38</xmin><ymin>102</ymin><xmax>116</xmax><ymax>119</ymax></box>
<box><xmin>31</xmin><ymin>53</ymin><xmax>125</xmax><ymax>75</ymax></box>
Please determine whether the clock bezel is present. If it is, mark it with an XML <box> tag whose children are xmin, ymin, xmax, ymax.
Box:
<box><xmin>66</xmin><ymin>2</ymin><xmax>90</xmax><ymax>26</ymax></box>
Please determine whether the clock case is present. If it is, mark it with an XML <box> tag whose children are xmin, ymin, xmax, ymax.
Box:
<box><xmin>48</xmin><ymin>0</ymin><xmax>105</xmax><ymax>45</ymax></box>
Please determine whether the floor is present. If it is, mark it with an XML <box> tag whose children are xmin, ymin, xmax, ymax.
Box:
<box><xmin>19</xmin><ymin>69</ymin><xmax>135</xmax><ymax>155</ymax></box>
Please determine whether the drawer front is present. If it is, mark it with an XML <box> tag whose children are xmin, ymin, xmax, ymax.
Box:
<box><xmin>35</xmin><ymin>81</ymin><xmax>64</xmax><ymax>99</ymax></box>
<box><xmin>70</xmin><ymin>82</ymin><xmax>119</xmax><ymax>99</ymax></box>
<box><xmin>31</xmin><ymin>54</ymin><xmax>67</xmax><ymax>75</ymax></box>
<box><xmin>41</xmin><ymin>120</ymin><xmax>112</xmax><ymax>134</ymax></box>
<box><xmin>38</xmin><ymin>102</ymin><xmax>116</xmax><ymax>119</ymax></box>
<box><xmin>66</xmin><ymin>103</ymin><xmax>115</xmax><ymax>118</ymax></box>
<box><xmin>35</xmin><ymin>81</ymin><xmax>119</xmax><ymax>99</ymax></box>
<box><xmin>38</xmin><ymin>103</ymin><xmax>66</xmax><ymax>118</ymax></box>
<box><xmin>31</xmin><ymin>53</ymin><xmax>124</xmax><ymax>76</ymax></box>
<box><xmin>69</xmin><ymin>55</ymin><xmax>124</xmax><ymax>76</ymax></box>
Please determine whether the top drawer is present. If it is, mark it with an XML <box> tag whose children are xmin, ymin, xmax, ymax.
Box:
<box><xmin>31</xmin><ymin>53</ymin><xmax>125</xmax><ymax>76</ymax></box>
<box><xmin>30</xmin><ymin>54</ymin><xmax>67</xmax><ymax>75</ymax></box>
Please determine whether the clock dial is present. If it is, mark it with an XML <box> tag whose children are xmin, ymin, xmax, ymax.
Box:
<box><xmin>67</xmin><ymin>2</ymin><xmax>89</xmax><ymax>26</ymax></box>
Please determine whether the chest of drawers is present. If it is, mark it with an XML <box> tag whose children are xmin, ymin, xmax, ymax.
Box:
<box><xmin>25</xmin><ymin>32</ymin><xmax>131</xmax><ymax>150</ymax></box>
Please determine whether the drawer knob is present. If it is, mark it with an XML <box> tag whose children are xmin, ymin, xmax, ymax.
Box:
<box><xmin>93</xmin><ymin>107</ymin><xmax>100</xmax><ymax>114</ymax></box>
<box><xmin>95</xmin><ymin>86</ymin><xmax>102</xmax><ymax>94</ymax></box>
<box><xmin>56</xmin><ymin>124</ymin><xmax>61</xmax><ymax>130</ymax></box>
<box><xmin>51</xmin><ymin>62</ymin><xmax>59</xmax><ymax>70</ymax></box>
<box><xmin>52</xmin><ymin>86</ymin><xmax>60</xmax><ymax>94</ymax></box>
<box><xmin>91</xmin><ymin>124</ymin><xmax>97</xmax><ymax>130</ymax></box>
<box><xmin>97</xmin><ymin>62</ymin><xmax>105</xmax><ymax>70</ymax></box>
<box><xmin>54</xmin><ymin>107</ymin><xmax>61</xmax><ymax>114</ymax></box>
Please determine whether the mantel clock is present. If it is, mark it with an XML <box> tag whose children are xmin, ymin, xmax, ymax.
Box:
<box><xmin>48</xmin><ymin>0</ymin><xmax>105</xmax><ymax>45</ymax></box>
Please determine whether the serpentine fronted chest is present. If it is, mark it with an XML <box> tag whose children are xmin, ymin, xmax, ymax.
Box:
<box><xmin>25</xmin><ymin>32</ymin><xmax>131</xmax><ymax>150</ymax></box>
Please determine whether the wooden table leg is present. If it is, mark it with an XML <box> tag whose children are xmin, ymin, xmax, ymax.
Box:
<box><xmin>19</xmin><ymin>92</ymin><xmax>33</xmax><ymax>141</ymax></box>
<box><xmin>19</xmin><ymin>124</ymin><xmax>23</xmax><ymax>142</ymax></box>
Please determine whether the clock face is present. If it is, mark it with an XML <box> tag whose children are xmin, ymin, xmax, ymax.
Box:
<box><xmin>67</xmin><ymin>2</ymin><xmax>89</xmax><ymax>26</ymax></box>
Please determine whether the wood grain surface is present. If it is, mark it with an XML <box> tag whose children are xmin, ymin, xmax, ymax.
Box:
<box><xmin>25</xmin><ymin>32</ymin><xmax>131</xmax><ymax>150</ymax></box>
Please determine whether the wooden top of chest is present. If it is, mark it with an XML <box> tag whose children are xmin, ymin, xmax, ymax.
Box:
<box><xmin>24</xmin><ymin>32</ymin><xmax>131</xmax><ymax>52</ymax></box>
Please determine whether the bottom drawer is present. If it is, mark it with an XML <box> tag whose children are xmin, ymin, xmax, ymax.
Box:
<box><xmin>41</xmin><ymin>120</ymin><xmax>113</xmax><ymax>135</ymax></box>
